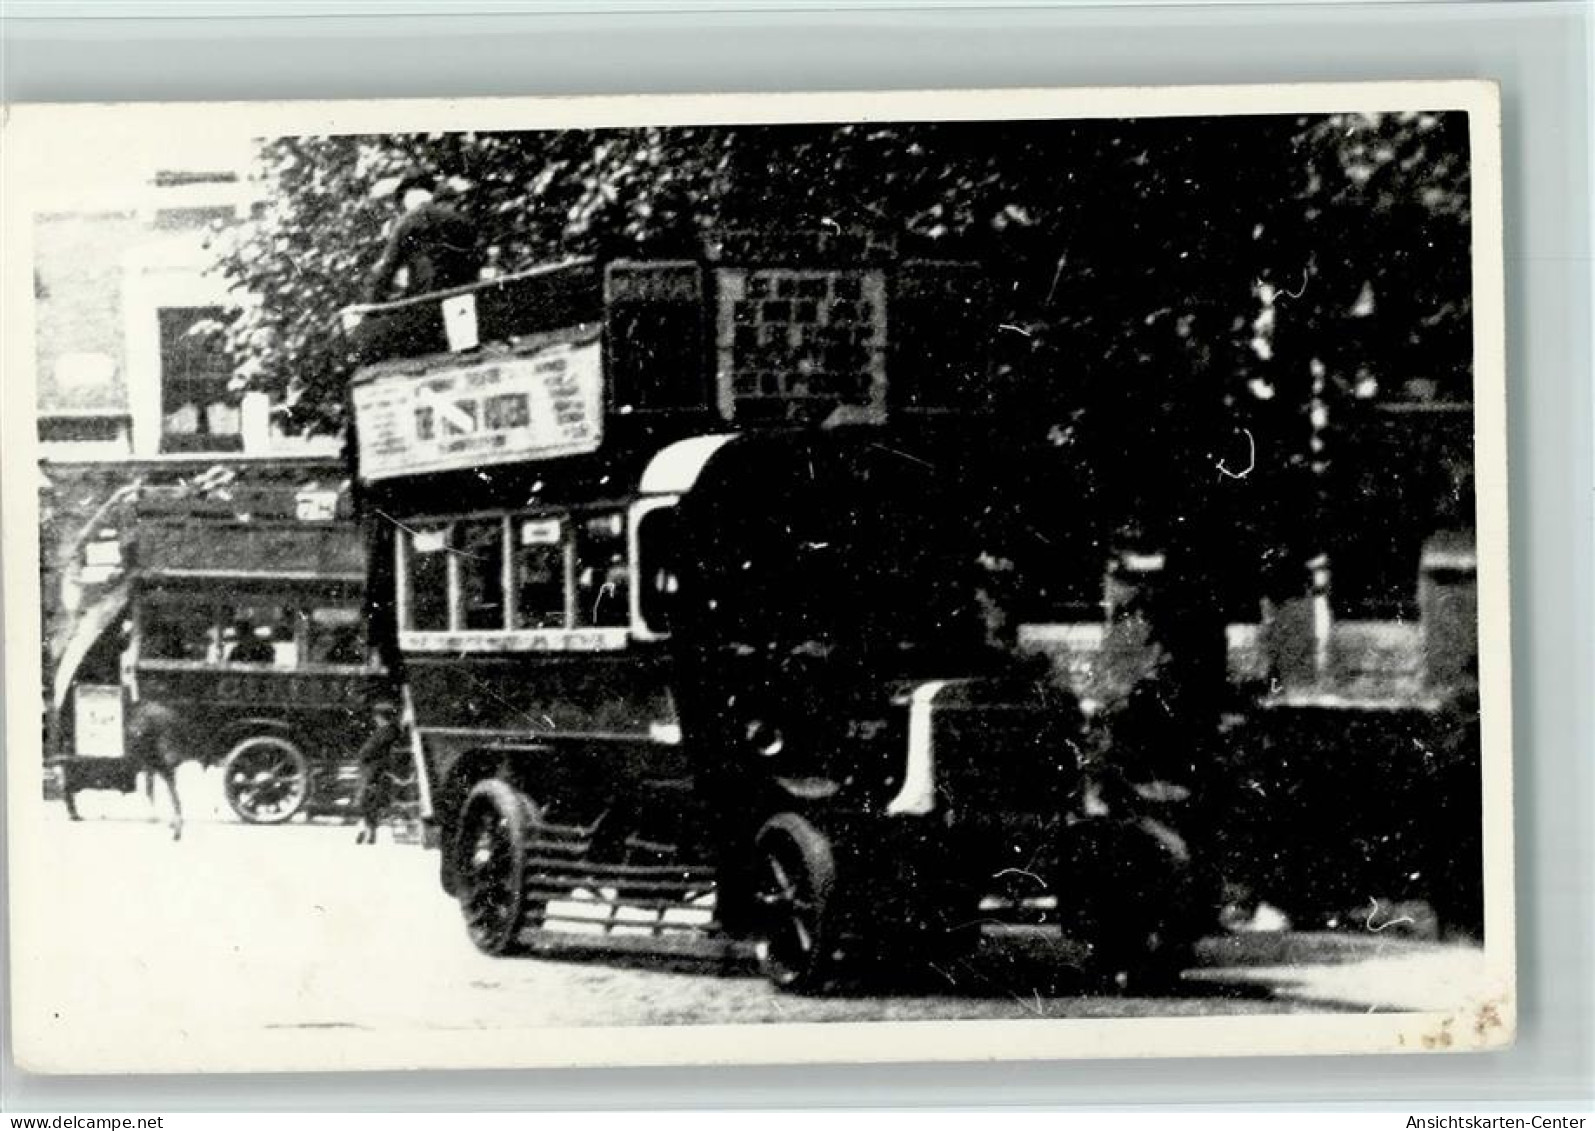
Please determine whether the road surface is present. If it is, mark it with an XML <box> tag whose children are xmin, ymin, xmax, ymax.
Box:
<box><xmin>11</xmin><ymin>766</ymin><xmax>1493</xmax><ymax>1071</ymax></box>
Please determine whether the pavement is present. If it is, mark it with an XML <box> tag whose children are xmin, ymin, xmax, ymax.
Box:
<box><xmin>9</xmin><ymin>765</ymin><xmax>1498</xmax><ymax>1071</ymax></box>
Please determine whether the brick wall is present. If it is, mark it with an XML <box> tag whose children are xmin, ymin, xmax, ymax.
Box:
<box><xmin>1018</xmin><ymin>534</ymin><xmax>1474</xmax><ymax>707</ymax></box>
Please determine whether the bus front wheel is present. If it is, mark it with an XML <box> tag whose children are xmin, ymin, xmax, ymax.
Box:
<box><xmin>222</xmin><ymin>736</ymin><xmax>312</xmax><ymax>825</ymax></box>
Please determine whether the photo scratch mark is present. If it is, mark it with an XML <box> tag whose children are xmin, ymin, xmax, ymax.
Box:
<box><xmin>1216</xmin><ymin>428</ymin><xmax>1257</xmax><ymax>480</ymax></box>
<box><xmin>993</xmin><ymin>867</ymin><xmax>1045</xmax><ymax>887</ymax></box>
<box><xmin>458</xmin><ymin>668</ymin><xmax>549</xmax><ymax>734</ymax></box>
<box><xmin>1364</xmin><ymin>896</ymin><xmax>1415</xmax><ymax>932</ymax></box>
<box><xmin>372</xmin><ymin>507</ymin><xmax>483</xmax><ymax>559</ymax></box>
<box><xmin>1273</xmin><ymin>269</ymin><xmax>1311</xmax><ymax>301</ymax></box>
<box><xmin>1010</xmin><ymin>989</ymin><xmax>1048</xmax><ymax>1017</ymax></box>
<box><xmin>593</xmin><ymin>580</ymin><xmax>617</xmax><ymax>623</ymax></box>
<box><xmin>868</xmin><ymin>443</ymin><xmax>934</xmax><ymax>470</ymax></box>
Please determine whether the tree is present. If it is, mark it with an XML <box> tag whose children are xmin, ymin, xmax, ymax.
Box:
<box><xmin>212</xmin><ymin>114</ymin><xmax>1472</xmax><ymax>629</ymax></box>
<box><xmin>213</xmin><ymin>129</ymin><xmax>728</xmax><ymax>431</ymax></box>
<box><xmin>1241</xmin><ymin>110</ymin><xmax>1473</xmax><ymax>615</ymax></box>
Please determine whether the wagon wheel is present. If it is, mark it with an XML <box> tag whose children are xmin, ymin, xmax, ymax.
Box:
<box><xmin>754</xmin><ymin>812</ymin><xmax>844</xmax><ymax>994</ymax></box>
<box><xmin>455</xmin><ymin>779</ymin><xmax>542</xmax><ymax>956</ymax></box>
<box><xmin>222</xmin><ymin>736</ymin><xmax>312</xmax><ymax>825</ymax></box>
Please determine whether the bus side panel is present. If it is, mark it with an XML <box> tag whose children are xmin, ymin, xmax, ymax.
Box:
<box><xmin>132</xmin><ymin>662</ymin><xmax>377</xmax><ymax>763</ymax></box>
<box><xmin>404</xmin><ymin>650</ymin><xmax>690</xmax><ymax>824</ymax></box>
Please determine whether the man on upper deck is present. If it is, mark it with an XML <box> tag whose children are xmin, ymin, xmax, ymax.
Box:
<box><xmin>364</xmin><ymin>172</ymin><xmax>483</xmax><ymax>304</ymax></box>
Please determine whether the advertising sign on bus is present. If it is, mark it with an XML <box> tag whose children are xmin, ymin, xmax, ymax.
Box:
<box><xmin>352</xmin><ymin>335</ymin><xmax>604</xmax><ymax>481</ymax></box>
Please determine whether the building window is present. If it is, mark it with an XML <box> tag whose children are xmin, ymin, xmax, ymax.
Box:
<box><xmin>158</xmin><ymin>305</ymin><xmax>240</xmax><ymax>453</ymax></box>
<box><xmin>39</xmin><ymin>415</ymin><xmax>129</xmax><ymax>446</ymax></box>
<box><xmin>154</xmin><ymin>205</ymin><xmax>238</xmax><ymax>231</ymax></box>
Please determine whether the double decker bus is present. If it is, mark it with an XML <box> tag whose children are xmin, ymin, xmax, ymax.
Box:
<box><xmin>345</xmin><ymin>241</ymin><xmax>1213</xmax><ymax>992</ymax></box>
<box><xmin>50</xmin><ymin>475</ymin><xmax>394</xmax><ymax>825</ymax></box>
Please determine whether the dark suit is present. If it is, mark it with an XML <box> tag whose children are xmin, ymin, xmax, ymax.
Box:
<box><xmin>365</xmin><ymin>202</ymin><xmax>482</xmax><ymax>303</ymax></box>
<box><xmin>355</xmin><ymin>713</ymin><xmax>404</xmax><ymax>830</ymax></box>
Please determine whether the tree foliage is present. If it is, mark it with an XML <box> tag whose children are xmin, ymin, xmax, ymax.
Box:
<box><xmin>216</xmin><ymin>112</ymin><xmax>1469</xmax><ymax>428</ymax></box>
<box><xmin>211</xmin><ymin>111</ymin><xmax>1471</xmax><ymax>627</ymax></box>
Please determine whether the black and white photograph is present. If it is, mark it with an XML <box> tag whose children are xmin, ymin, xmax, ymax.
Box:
<box><xmin>2</xmin><ymin>84</ymin><xmax>1512</xmax><ymax>1074</ymax></box>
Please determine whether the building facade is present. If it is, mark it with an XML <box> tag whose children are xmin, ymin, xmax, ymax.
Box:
<box><xmin>33</xmin><ymin>164</ymin><xmax>336</xmax><ymax>462</ymax></box>
<box><xmin>34</xmin><ymin>157</ymin><xmax>343</xmax><ymax>680</ymax></box>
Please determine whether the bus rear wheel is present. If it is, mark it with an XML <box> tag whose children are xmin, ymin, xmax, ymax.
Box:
<box><xmin>455</xmin><ymin>779</ymin><xmax>541</xmax><ymax>956</ymax></box>
<box><xmin>222</xmin><ymin>736</ymin><xmax>311</xmax><ymax>825</ymax></box>
<box><xmin>754</xmin><ymin>813</ymin><xmax>845</xmax><ymax>994</ymax></box>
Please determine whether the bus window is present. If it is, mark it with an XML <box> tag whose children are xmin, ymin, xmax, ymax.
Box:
<box><xmin>636</xmin><ymin>506</ymin><xmax>680</xmax><ymax>635</ymax></box>
<box><xmin>575</xmin><ymin>511</ymin><xmax>629</xmax><ymax>628</ymax></box>
<box><xmin>141</xmin><ymin>601</ymin><xmax>217</xmax><ymax>661</ymax></box>
<box><xmin>225</xmin><ymin>604</ymin><xmax>298</xmax><ymax>666</ymax></box>
<box><xmin>513</xmin><ymin>516</ymin><xmax>568</xmax><ymax>629</ymax></box>
<box><xmin>404</xmin><ymin>524</ymin><xmax>451</xmax><ymax>632</ymax></box>
<box><xmin>455</xmin><ymin>518</ymin><xmax>507</xmax><ymax>631</ymax></box>
<box><xmin>307</xmin><ymin>605</ymin><xmax>366</xmax><ymax>666</ymax></box>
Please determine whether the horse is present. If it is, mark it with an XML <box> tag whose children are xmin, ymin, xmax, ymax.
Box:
<box><xmin>125</xmin><ymin>699</ymin><xmax>186</xmax><ymax>840</ymax></box>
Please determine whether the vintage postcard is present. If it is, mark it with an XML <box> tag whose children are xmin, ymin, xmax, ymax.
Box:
<box><xmin>2</xmin><ymin>82</ymin><xmax>1512</xmax><ymax>1074</ymax></box>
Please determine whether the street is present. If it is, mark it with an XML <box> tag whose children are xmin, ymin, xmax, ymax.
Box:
<box><xmin>16</xmin><ymin>764</ymin><xmax>1493</xmax><ymax>1049</ymax></box>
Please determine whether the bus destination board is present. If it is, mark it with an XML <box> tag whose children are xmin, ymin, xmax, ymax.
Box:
<box><xmin>353</xmin><ymin>337</ymin><xmax>604</xmax><ymax>481</ymax></box>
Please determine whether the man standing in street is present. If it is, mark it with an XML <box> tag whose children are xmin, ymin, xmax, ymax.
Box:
<box><xmin>354</xmin><ymin>696</ymin><xmax>404</xmax><ymax>845</ymax></box>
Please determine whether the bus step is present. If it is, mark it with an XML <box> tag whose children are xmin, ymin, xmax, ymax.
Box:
<box><xmin>516</xmin><ymin>924</ymin><xmax>756</xmax><ymax>969</ymax></box>
<box><xmin>520</xmin><ymin>862</ymin><xmax>723</xmax><ymax>944</ymax></box>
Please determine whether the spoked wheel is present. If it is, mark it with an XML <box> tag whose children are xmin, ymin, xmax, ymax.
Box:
<box><xmin>222</xmin><ymin>736</ymin><xmax>312</xmax><ymax>824</ymax></box>
<box><xmin>754</xmin><ymin>813</ymin><xmax>842</xmax><ymax>994</ymax></box>
<box><xmin>455</xmin><ymin>779</ymin><xmax>540</xmax><ymax>956</ymax></box>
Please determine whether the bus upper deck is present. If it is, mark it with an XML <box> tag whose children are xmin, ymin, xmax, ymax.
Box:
<box><xmin>340</xmin><ymin>234</ymin><xmax>996</xmax><ymax>449</ymax></box>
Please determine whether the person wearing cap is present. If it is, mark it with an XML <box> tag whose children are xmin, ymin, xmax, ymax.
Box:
<box><xmin>353</xmin><ymin>695</ymin><xmax>404</xmax><ymax>845</ymax></box>
<box><xmin>364</xmin><ymin>172</ymin><xmax>483</xmax><ymax>304</ymax></box>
